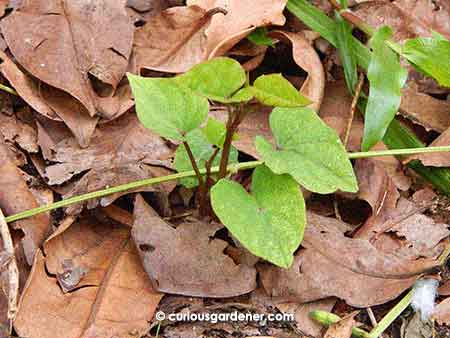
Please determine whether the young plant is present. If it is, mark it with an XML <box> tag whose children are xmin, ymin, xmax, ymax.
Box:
<box><xmin>127</xmin><ymin>57</ymin><xmax>358</xmax><ymax>268</ymax></box>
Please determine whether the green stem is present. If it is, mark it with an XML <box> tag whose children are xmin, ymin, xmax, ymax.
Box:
<box><xmin>0</xmin><ymin>84</ymin><xmax>18</xmax><ymax>96</ymax></box>
<box><xmin>348</xmin><ymin>146</ymin><xmax>450</xmax><ymax>159</ymax></box>
<box><xmin>4</xmin><ymin>161</ymin><xmax>263</xmax><ymax>223</ymax></box>
<box><xmin>4</xmin><ymin>146</ymin><xmax>450</xmax><ymax>224</ymax></box>
<box><xmin>368</xmin><ymin>290</ymin><xmax>413</xmax><ymax>338</ymax></box>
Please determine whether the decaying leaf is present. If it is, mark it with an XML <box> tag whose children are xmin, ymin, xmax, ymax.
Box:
<box><xmin>0</xmin><ymin>139</ymin><xmax>51</xmax><ymax>265</ymax></box>
<box><xmin>1</xmin><ymin>0</ymin><xmax>134</xmax><ymax>116</ymax></box>
<box><xmin>14</xmin><ymin>216</ymin><xmax>162</xmax><ymax>338</ymax></box>
<box><xmin>132</xmin><ymin>195</ymin><xmax>257</xmax><ymax>297</ymax></box>
<box><xmin>259</xmin><ymin>212</ymin><xmax>441</xmax><ymax>307</ymax></box>
<box><xmin>407</xmin><ymin>127</ymin><xmax>450</xmax><ymax>167</ymax></box>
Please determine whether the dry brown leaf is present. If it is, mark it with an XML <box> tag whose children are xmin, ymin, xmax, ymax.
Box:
<box><xmin>0</xmin><ymin>138</ymin><xmax>50</xmax><ymax>265</ymax></box>
<box><xmin>0</xmin><ymin>105</ymin><xmax>38</xmax><ymax>154</ymax></box>
<box><xmin>259</xmin><ymin>212</ymin><xmax>436</xmax><ymax>307</ymax></box>
<box><xmin>134</xmin><ymin>5</ymin><xmax>218</xmax><ymax>73</ymax></box>
<box><xmin>39</xmin><ymin>113</ymin><xmax>170</xmax><ymax>182</ymax></box>
<box><xmin>269</xmin><ymin>31</ymin><xmax>326</xmax><ymax>111</ymax></box>
<box><xmin>399</xmin><ymin>83</ymin><xmax>450</xmax><ymax>133</ymax></box>
<box><xmin>15</xmin><ymin>216</ymin><xmax>162</xmax><ymax>338</ymax></box>
<box><xmin>407</xmin><ymin>127</ymin><xmax>450</xmax><ymax>167</ymax></box>
<box><xmin>433</xmin><ymin>297</ymin><xmax>450</xmax><ymax>325</ymax></box>
<box><xmin>1</xmin><ymin>0</ymin><xmax>134</xmax><ymax>116</ymax></box>
<box><xmin>188</xmin><ymin>0</ymin><xmax>286</xmax><ymax>57</ymax></box>
<box><xmin>132</xmin><ymin>195</ymin><xmax>257</xmax><ymax>297</ymax></box>
<box><xmin>324</xmin><ymin>312</ymin><xmax>357</xmax><ymax>338</ymax></box>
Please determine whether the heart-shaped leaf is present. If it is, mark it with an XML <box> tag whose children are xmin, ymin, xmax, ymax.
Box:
<box><xmin>362</xmin><ymin>26</ymin><xmax>407</xmax><ymax>151</ymax></box>
<box><xmin>255</xmin><ymin>107</ymin><xmax>358</xmax><ymax>194</ymax></box>
<box><xmin>127</xmin><ymin>74</ymin><xmax>209</xmax><ymax>141</ymax></box>
<box><xmin>252</xmin><ymin>73</ymin><xmax>311</xmax><ymax>107</ymax></box>
<box><xmin>174</xmin><ymin>129</ymin><xmax>238</xmax><ymax>188</ymax></box>
<box><xmin>175</xmin><ymin>57</ymin><xmax>246</xmax><ymax>102</ymax></box>
<box><xmin>252</xmin><ymin>74</ymin><xmax>311</xmax><ymax>107</ymax></box>
<box><xmin>211</xmin><ymin>165</ymin><xmax>306</xmax><ymax>268</ymax></box>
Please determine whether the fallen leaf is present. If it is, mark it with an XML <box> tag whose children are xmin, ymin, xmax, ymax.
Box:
<box><xmin>188</xmin><ymin>0</ymin><xmax>287</xmax><ymax>57</ymax></box>
<box><xmin>40</xmin><ymin>113</ymin><xmax>171</xmax><ymax>184</ymax></box>
<box><xmin>38</xmin><ymin>113</ymin><xmax>174</xmax><ymax>213</ymax></box>
<box><xmin>407</xmin><ymin>127</ymin><xmax>450</xmax><ymax>167</ymax></box>
<box><xmin>133</xmin><ymin>5</ymin><xmax>218</xmax><ymax>73</ymax></box>
<box><xmin>14</xmin><ymin>216</ymin><xmax>162</xmax><ymax>338</ymax></box>
<box><xmin>259</xmin><ymin>212</ymin><xmax>437</xmax><ymax>307</ymax></box>
<box><xmin>433</xmin><ymin>297</ymin><xmax>450</xmax><ymax>325</ymax></box>
<box><xmin>324</xmin><ymin>312</ymin><xmax>357</xmax><ymax>338</ymax></box>
<box><xmin>399</xmin><ymin>82</ymin><xmax>450</xmax><ymax>133</ymax></box>
<box><xmin>402</xmin><ymin>311</ymin><xmax>433</xmax><ymax>338</ymax></box>
<box><xmin>1</xmin><ymin>0</ymin><xmax>134</xmax><ymax>116</ymax></box>
<box><xmin>132</xmin><ymin>195</ymin><xmax>257</xmax><ymax>297</ymax></box>
<box><xmin>0</xmin><ymin>138</ymin><xmax>50</xmax><ymax>265</ymax></box>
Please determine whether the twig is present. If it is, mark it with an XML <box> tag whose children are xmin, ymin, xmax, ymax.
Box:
<box><xmin>0</xmin><ymin>208</ymin><xmax>18</xmax><ymax>333</ymax></box>
<box><xmin>366</xmin><ymin>307</ymin><xmax>377</xmax><ymax>327</ymax></box>
<box><xmin>344</xmin><ymin>72</ymin><xmax>364</xmax><ymax>148</ymax></box>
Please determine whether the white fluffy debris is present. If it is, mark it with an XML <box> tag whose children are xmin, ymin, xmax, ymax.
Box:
<box><xmin>411</xmin><ymin>279</ymin><xmax>439</xmax><ymax>321</ymax></box>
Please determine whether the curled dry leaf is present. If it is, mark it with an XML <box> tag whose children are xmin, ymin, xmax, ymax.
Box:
<box><xmin>269</xmin><ymin>31</ymin><xmax>326</xmax><ymax>111</ymax></box>
<box><xmin>433</xmin><ymin>297</ymin><xmax>450</xmax><ymax>325</ymax></box>
<box><xmin>188</xmin><ymin>0</ymin><xmax>286</xmax><ymax>58</ymax></box>
<box><xmin>1</xmin><ymin>0</ymin><xmax>134</xmax><ymax>116</ymax></box>
<box><xmin>132</xmin><ymin>195</ymin><xmax>257</xmax><ymax>297</ymax></box>
<box><xmin>14</xmin><ymin>216</ymin><xmax>162</xmax><ymax>338</ymax></box>
<box><xmin>259</xmin><ymin>212</ymin><xmax>439</xmax><ymax>307</ymax></box>
<box><xmin>38</xmin><ymin>113</ymin><xmax>174</xmax><ymax>213</ymax></box>
<box><xmin>0</xmin><ymin>139</ymin><xmax>50</xmax><ymax>265</ymax></box>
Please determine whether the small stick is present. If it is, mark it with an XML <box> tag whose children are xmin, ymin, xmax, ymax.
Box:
<box><xmin>344</xmin><ymin>73</ymin><xmax>364</xmax><ymax>148</ymax></box>
<box><xmin>366</xmin><ymin>307</ymin><xmax>377</xmax><ymax>327</ymax></box>
<box><xmin>0</xmin><ymin>208</ymin><xmax>18</xmax><ymax>332</ymax></box>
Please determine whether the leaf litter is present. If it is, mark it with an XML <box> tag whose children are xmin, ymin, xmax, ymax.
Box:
<box><xmin>0</xmin><ymin>0</ymin><xmax>447</xmax><ymax>337</ymax></box>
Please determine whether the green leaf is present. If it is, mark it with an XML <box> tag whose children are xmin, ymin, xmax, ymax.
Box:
<box><xmin>255</xmin><ymin>107</ymin><xmax>358</xmax><ymax>194</ymax></box>
<box><xmin>362</xmin><ymin>26</ymin><xmax>407</xmax><ymax>151</ymax></box>
<box><xmin>401</xmin><ymin>37</ymin><xmax>450</xmax><ymax>87</ymax></box>
<box><xmin>286</xmin><ymin>0</ymin><xmax>370</xmax><ymax>70</ymax></box>
<box><xmin>174</xmin><ymin>129</ymin><xmax>238</xmax><ymax>188</ymax></box>
<box><xmin>335</xmin><ymin>12</ymin><xmax>358</xmax><ymax>94</ymax></box>
<box><xmin>203</xmin><ymin>117</ymin><xmax>238</xmax><ymax>148</ymax></box>
<box><xmin>127</xmin><ymin>74</ymin><xmax>208</xmax><ymax>141</ymax></box>
<box><xmin>252</xmin><ymin>74</ymin><xmax>311</xmax><ymax>107</ymax></box>
<box><xmin>247</xmin><ymin>27</ymin><xmax>274</xmax><ymax>46</ymax></box>
<box><xmin>216</xmin><ymin>86</ymin><xmax>254</xmax><ymax>103</ymax></box>
<box><xmin>211</xmin><ymin>165</ymin><xmax>306</xmax><ymax>268</ymax></box>
<box><xmin>175</xmin><ymin>57</ymin><xmax>246</xmax><ymax>101</ymax></box>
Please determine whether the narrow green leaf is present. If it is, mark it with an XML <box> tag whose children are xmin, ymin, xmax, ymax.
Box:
<box><xmin>211</xmin><ymin>165</ymin><xmax>306</xmax><ymax>268</ymax></box>
<box><xmin>174</xmin><ymin>129</ymin><xmax>238</xmax><ymax>188</ymax></box>
<box><xmin>402</xmin><ymin>37</ymin><xmax>450</xmax><ymax>87</ymax></box>
<box><xmin>362</xmin><ymin>26</ymin><xmax>407</xmax><ymax>151</ymax></box>
<box><xmin>247</xmin><ymin>27</ymin><xmax>274</xmax><ymax>46</ymax></box>
<box><xmin>175</xmin><ymin>57</ymin><xmax>246</xmax><ymax>101</ymax></box>
<box><xmin>127</xmin><ymin>74</ymin><xmax>209</xmax><ymax>141</ymax></box>
<box><xmin>287</xmin><ymin>0</ymin><xmax>370</xmax><ymax>69</ymax></box>
<box><xmin>255</xmin><ymin>107</ymin><xmax>358</xmax><ymax>194</ymax></box>
<box><xmin>335</xmin><ymin>12</ymin><xmax>358</xmax><ymax>94</ymax></box>
<box><xmin>252</xmin><ymin>74</ymin><xmax>311</xmax><ymax>107</ymax></box>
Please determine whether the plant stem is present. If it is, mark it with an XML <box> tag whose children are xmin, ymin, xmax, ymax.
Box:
<box><xmin>4</xmin><ymin>161</ymin><xmax>263</xmax><ymax>224</ymax></box>
<box><xmin>4</xmin><ymin>145</ymin><xmax>450</xmax><ymax>223</ymax></box>
<box><xmin>348</xmin><ymin>146</ymin><xmax>450</xmax><ymax>159</ymax></box>
<box><xmin>183</xmin><ymin>141</ymin><xmax>207</xmax><ymax>215</ymax></box>
<box><xmin>368</xmin><ymin>290</ymin><xmax>413</xmax><ymax>338</ymax></box>
<box><xmin>0</xmin><ymin>84</ymin><xmax>18</xmax><ymax>96</ymax></box>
